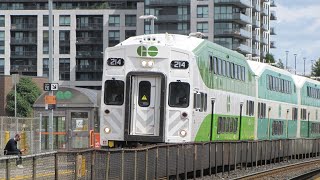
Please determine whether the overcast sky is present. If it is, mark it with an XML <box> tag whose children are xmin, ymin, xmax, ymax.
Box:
<box><xmin>270</xmin><ymin>0</ymin><xmax>320</xmax><ymax>75</ymax></box>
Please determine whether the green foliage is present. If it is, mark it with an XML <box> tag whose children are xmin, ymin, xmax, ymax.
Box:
<box><xmin>276</xmin><ymin>59</ymin><xmax>285</xmax><ymax>69</ymax></box>
<box><xmin>6</xmin><ymin>77</ymin><xmax>41</xmax><ymax>117</ymax></box>
<box><xmin>311</xmin><ymin>58</ymin><xmax>320</xmax><ymax>77</ymax></box>
<box><xmin>265</xmin><ymin>53</ymin><xmax>275</xmax><ymax>63</ymax></box>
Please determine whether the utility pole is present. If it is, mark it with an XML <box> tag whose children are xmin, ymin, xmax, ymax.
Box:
<box><xmin>294</xmin><ymin>54</ymin><xmax>297</xmax><ymax>75</ymax></box>
<box><xmin>285</xmin><ymin>50</ymin><xmax>289</xmax><ymax>70</ymax></box>
<box><xmin>48</xmin><ymin>0</ymin><xmax>54</xmax><ymax>151</ymax></box>
<box><xmin>303</xmin><ymin>57</ymin><xmax>306</xmax><ymax>76</ymax></box>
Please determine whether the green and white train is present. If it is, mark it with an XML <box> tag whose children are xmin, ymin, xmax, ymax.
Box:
<box><xmin>100</xmin><ymin>34</ymin><xmax>320</xmax><ymax>147</ymax></box>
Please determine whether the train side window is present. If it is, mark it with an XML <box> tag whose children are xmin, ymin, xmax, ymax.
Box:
<box><xmin>104</xmin><ymin>80</ymin><xmax>124</xmax><ymax>105</ymax></box>
<box><xmin>234</xmin><ymin>118</ymin><xmax>238</xmax><ymax>133</ymax></box>
<box><xmin>214</xmin><ymin>57</ymin><xmax>218</xmax><ymax>74</ymax></box>
<box><xmin>246</xmin><ymin>100</ymin><xmax>254</xmax><ymax>116</ymax></box>
<box><xmin>217</xmin><ymin>117</ymin><xmax>223</xmax><ymax>134</ymax></box>
<box><xmin>138</xmin><ymin>81</ymin><xmax>151</xmax><ymax>107</ymax></box>
<box><xmin>209</xmin><ymin>55</ymin><xmax>213</xmax><ymax>72</ymax></box>
<box><xmin>292</xmin><ymin>107</ymin><xmax>298</xmax><ymax>120</ymax></box>
<box><xmin>204</xmin><ymin>93</ymin><xmax>207</xmax><ymax>111</ymax></box>
<box><xmin>226</xmin><ymin>61</ymin><xmax>230</xmax><ymax>77</ymax></box>
<box><xmin>230</xmin><ymin>63</ymin><xmax>234</xmax><ymax>79</ymax></box>
<box><xmin>169</xmin><ymin>82</ymin><xmax>190</xmax><ymax>108</ymax></box>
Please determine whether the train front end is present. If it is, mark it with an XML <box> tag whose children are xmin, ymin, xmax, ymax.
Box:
<box><xmin>100</xmin><ymin>34</ymin><xmax>201</xmax><ymax>147</ymax></box>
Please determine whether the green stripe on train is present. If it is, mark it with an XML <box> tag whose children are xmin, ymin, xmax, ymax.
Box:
<box><xmin>257</xmin><ymin>118</ymin><xmax>297</xmax><ymax>140</ymax></box>
<box><xmin>194</xmin><ymin>114</ymin><xmax>255</xmax><ymax>141</ymax></box>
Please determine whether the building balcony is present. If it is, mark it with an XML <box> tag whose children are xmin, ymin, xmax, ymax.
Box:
<box><xmin>148</xmin><ymin>0</ymin><xmax>190</xmax><ymax>6</ymax></box>
<box><xmin>214</xmin><ymin>0</ymin><xmax>251</xmax><ymax>8</ymax></box>
<box><xmin>252</xmin><ymin>34</ymin><xmax>260</xmax><ymax>42</ymax></box>
<box><xmin>76</xmin><ymin>37</ymin><xmax>103</xmax><ymax>44</ymax></box>
<box><xmin>270</xmin><ymin>0</ymin><xmax>276</xmax><ymax>7</ymax></box>
<box><xmin>157</xmin><ymin>15</ymin><xmax>190</xmax><ymax>22</ymax></box>
<box><xmin>76</xmin><ymin>65</ymin><xmax>103</xmax><ymax>72</ymax></box>
<box><xmin>270</xmin><ymin>27</ymin><xmax>276</xmax><ymax>35</ymax></box>
<box><xmin>76</xmin><ymin>51</ymin><xmax>102</xmax><ymax>58</ymax></box>
<box><xmin>252</xmin><ymin>17</ymin><xmax>260</xmax><ymax>28</ymax></box>
<box><xmin>233</xmin><ymin>43</ymin><xmax>252</xmax><ymax>54</ymax></box>
<box><xmin>157</xmin><ymin>29</ymin><xmax>190</xmax><ymax>35</ymax></box>
<box><xmin>252</xmin><ymin>48</ymin><xmax>260</xmax><ymax>56</ymax></box>
<box><xmin>76</xmin><ymin>23</ymin><xmax>103</xmax><ymax>30</ymax></box>
<box><xmin>214</xmin><ymin>28</ymin><xmax>251</xmax><ymax>39</ymax></box>
<box><xmin>270</xmin><ymin>11</ymin><xmax>277</xmax><ymax>20</ymax></box>
<box><xmin>261</xmin><ymin>23</ymin><xmax>268</xmax><ymax>31</ymax></box>
<box><xmin>10</xmin><ymin>65</ymin><xmax>37</xmax><ymax>72</ymax></box>
<box><xmin>11</xmin><ymin>51</ymin><xmax>37</xmax><ymax>58</ymax></box>
<box><xmin>270</xmin><ymin>41</ymin><xmax>276</xmax><ymax>48</ymax></box>
<box><xmin>261</xmin><ymin>6</ymin><xmax>269</xmax><ymax>16</ymax></box>
<box><xmin>252</xmin><ymin>2</ymin><xmax>260</xmax><ymax>12</ymax></box>
<box><xmin>11</xmin><ymin>37</ymin><xmax>37</xmax><ymax>44</ymax></box>
<box><xmin>11</xmin><ymin>23</ymin><xmax>37</xmax><ymax>31</ymax></box>
<box><xmin>215</xmin><ymin>13</ymin><xmax>251</xmax><ymax>25</ymax></box>
<box><xmin>261</xmin><ymin>37</ymin><xmax>268</xmax><ymax>44</ymax></box>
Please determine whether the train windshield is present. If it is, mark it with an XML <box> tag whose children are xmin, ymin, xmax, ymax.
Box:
<box><xmin>168</xmin><ymin>82</ymin><xmax>190</xmax><ymax>108</ymax></box>
<box><xmin>104</xmin><ymin>80</ymin><xmax>124</xmax><ymax>105</ymax></box>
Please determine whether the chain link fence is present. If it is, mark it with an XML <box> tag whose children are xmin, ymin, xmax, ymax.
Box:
<box><xmin>0</xmin><ymin>139</ymin><xmax>320</xmax><ymax>179</ymax></box>
<box><xmin>0</xmin><ymin>116</ymin><xmax>42</xmax><ymax>155</ymax></box>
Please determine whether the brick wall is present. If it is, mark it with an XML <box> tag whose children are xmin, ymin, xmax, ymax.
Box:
<box><xmin>0</xmin><ymin>75</ymin><xmax>48</xmax><ymax>116</ymax></box>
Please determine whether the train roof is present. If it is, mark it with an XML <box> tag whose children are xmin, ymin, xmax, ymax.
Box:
<box><xmin>292</xmin><ymin>74</ymin><xmax>320</xmax><ymax>88</ymax></box>
<box><xmin>247</xmin><ymin>60</ymin><xmax>293</xmax><ymax>77</ymax></box>
<box><xmin>118</xmin><ymin>33</ymin><xmax>205</xmax><ymax>52</ymax></box>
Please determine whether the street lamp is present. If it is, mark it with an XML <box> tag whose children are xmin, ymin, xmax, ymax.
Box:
<box><xmin>139</xmin><ymin>15</ymin><xmax>157</xmax><ymax>34</ymax></box>
<box><xmin>294</xmin><ymin>54</ymin><xmax>297</xmax><ymax>75</ymax></box>
<box><xmin>285</xmin><ymin>50</ymin><xmax>289</xmax><ymax>70</ymax></box>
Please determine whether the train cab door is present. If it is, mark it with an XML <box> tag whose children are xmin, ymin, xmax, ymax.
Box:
<box><xmin>130</xmin><ymin>76</ymin><xmax>161</xmax><ymax>136</ymax></box>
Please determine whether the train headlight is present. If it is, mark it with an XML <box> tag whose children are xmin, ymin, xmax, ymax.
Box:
<box><xmin>141</xmin><ymin>60</ymin><xmax>147</xmax><ymax>67</ymax></box>
<box><xmin>141</xmin><ymin>60</ymin><xmax>154</xmax><ymax>68</ymax></box>
<box><xmin>179</xmin><ymin>130</ymin><xmax>187</xmax><ymax>137</ymax></box>
<box><xmin>104</xmin><ymin>127</ymin><xmax>111</xmax><ymax>134</ymax></box>
<box><xmin>147</xmin><ymin>61</ymin><xmax>154</xmax><ymax>67</ymax></box>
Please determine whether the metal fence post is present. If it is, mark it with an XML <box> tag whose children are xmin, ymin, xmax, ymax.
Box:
<box><xmin>166</xmin><ymin>146</ymin><xmax>169</xmax><ymax>179</ymax></box>
<box><xmin>6</xmin><ymin>159</ymin><xmax>10</xmax><ymax>180</ymax></box>
<box><xmin>75</xmin><ymin>153</ymin><xmax>79</xmax><ymax>180</ymax></box>
<box><xmin>145</xmin><ymin>149</ymin><xmax>148</xmax><ymax>180</ymax></box>
<box><xmin>33</xmin><ymin>156</ymin><xmax>36</xmax><ymax>180</ymax></box>
<box><xmin>201</xmin><ymin>143</ymin><xmax>204</xmax><ymax>178</ymax></box>
<box><xmin>228</xmin><ymin>142</ymin><xmax>231</xmax><ymax>176</ymax></box>
<box><xmin>209</xmin><ymin>142</ymin><xmax>212</xmax><ymax>176</ymax></box>
<box><xmin>121</xmin><ymin>150</ymin><xmax>124</xmax><ymax>180</ymax></box>
<box><xmin>134</xmin><ymin>151</ymin><xmax>137</xmax><ymax>180</ymax></box>
<box><xmin>106</xmin><ymin>152</ymin><xmax>110</xmax><ymax>180</ymax></box>
<box><xmin>91</xmin><ymin>150</ymin><xmax>95</xmax><ymax>180</ymax></box>
<box><xmin>193</xmin><ymin>144</ymin><xmax>197</xmax><ymax>180</ymax></box>
<box><xmin>184</xmin><ymin>145</ymin><xmax>187</xmax><ymax>180</ymax></box>
<box><xmin>156</xmin><ymin>147</ymin><xmax>159</xmax><ymax>180</ymax></box>
<box><xmin>176</xmin><ymin>145</ymin><xmax>179</xmax><ymax>179</ymax></box>
<box><xmin>55</xmin><ymin>153</ymin><xmax>58</xmax><ymax>180</ymax></box>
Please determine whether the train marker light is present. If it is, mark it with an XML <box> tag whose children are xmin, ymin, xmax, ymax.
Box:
<box><xmin>181</xmin><ymin>112</ymin><xmax>188</xmax><ymax>118</ymax></box>
<box><xmin>104</xmin><ymin>127</ymin><xmax>111</xmax><ymax>134</ymax></box>
<box><xmin>147</xmin><ymin>61</ymin><xmax>154</xmax><ymax>67</ymax></box>
<box><xmin>180</xmin><ymin>130</ymin><xmax>187</xmax><ymax>137</ymax></box>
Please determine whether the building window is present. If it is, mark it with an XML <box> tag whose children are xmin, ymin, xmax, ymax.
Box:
<box><xmin>43</xmin><ymin>58</ymin><xmax>49</xmax><ymax>77</ymax></box>
<box><xmin>0</xmin><ymin>15</ymin><xmax>5</xmax><ymax>27</ymax></box>
<box><xmin>59</xmin><ymin>58</ymin><xmax>70</xmax><ymax>80</ymax></box>
<box><xmin>108</xmin><ymin>30</ymin><xmax>120</xmax><ymax>47</ymax></box>
<box><xmin>59</xmin><ymin>15</ymin><xmax>70</xmax><ymax>26</ymax></box>
<box><xmin>0</xmin><ymin>58</ymin><xmax>4</xmax><ymax>74</ymax></box>
<box><xmin>43</xmin><ymin>15</ymin><xmax>54</xmax><ymax>27</ymax></box>
<box><xmin>197</xmin><ymin>5</ymin><xmax>208</xmax><ymax>18</ymax></box>
<box><xmin>197</xmin><ymin>22</ymin><xmax>208</xmax><ymax>33</ymax></box>
<box><xmin>125</xmin><ymin>15</ymin><xmax>136</xmax><ymax>27</ymax></box>
<box><xmin>109</xmin><ymin>15</ymin><xmax>120</xmax><ymax>27</ymax></box>
<box><xmin>125</xmin><ymin>30</ymin><xmax>136</xmax><ymax>39</ymax></box>
<box><xmin>59</xmin><ymin>31</ymin><xmax>70</xmax><ymax>54</ymax></box>
<box><xmin>0</xmin><ymin>31</ymin><xmax>4</xmax><ymax>54</ymax></box>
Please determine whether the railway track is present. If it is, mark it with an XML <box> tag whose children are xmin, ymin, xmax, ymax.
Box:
<box><xmin>233</xmin><ymin>159</ymin><xmax>320</xmax><ymax>180</ymax></box>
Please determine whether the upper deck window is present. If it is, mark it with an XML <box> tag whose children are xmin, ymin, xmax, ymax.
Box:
<box><xmin>169</xmin><ymin>82</ymin><xmax>190</xmax><ymax>108</ymax></box>
<box><xmin>104</xmin><ymin>80</ymin><xmax>124</xmax><ymax>105</ymax></box>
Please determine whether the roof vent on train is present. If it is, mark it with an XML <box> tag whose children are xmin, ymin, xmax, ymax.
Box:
<box><xmin>141</xmin><ymin>35</ymin><xmax>159</xmax><ymax>44</ymax></box>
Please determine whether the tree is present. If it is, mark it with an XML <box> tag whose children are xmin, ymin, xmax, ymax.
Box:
<box><xmin>276</xmin><ymin>59</ymin><xmax>284</xmax><ymax>69</ymax></box>
<box><xmin>311</xmin><ymin>58</ymin><xmax>320</xmax><ymax>77</ymax></box>
<box><xmin>6</xmin><ymin>77</ymin><xmax>41</xmax><ymax>117</ymax></box>
<box><xmin>265</xmin><ymin>53</ymin><xmax>275</xmax><ymax>63</ymax></box>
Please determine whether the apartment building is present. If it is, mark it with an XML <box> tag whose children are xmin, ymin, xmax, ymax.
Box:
<box><xmin>0</xmin><ymin>0</ymin><xmax>276</xmax><ymax>89</ymax></box>
<box><xmin>0</xmin><ymin>0</ymin><xmax>143</xmax><ymax>89</ymax></box>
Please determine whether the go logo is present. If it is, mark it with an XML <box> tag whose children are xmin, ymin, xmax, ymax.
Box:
<box><xmin>137</xmin><ymin>46</ymin><xmax>158</xmax><ymax>57</ymax></box>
